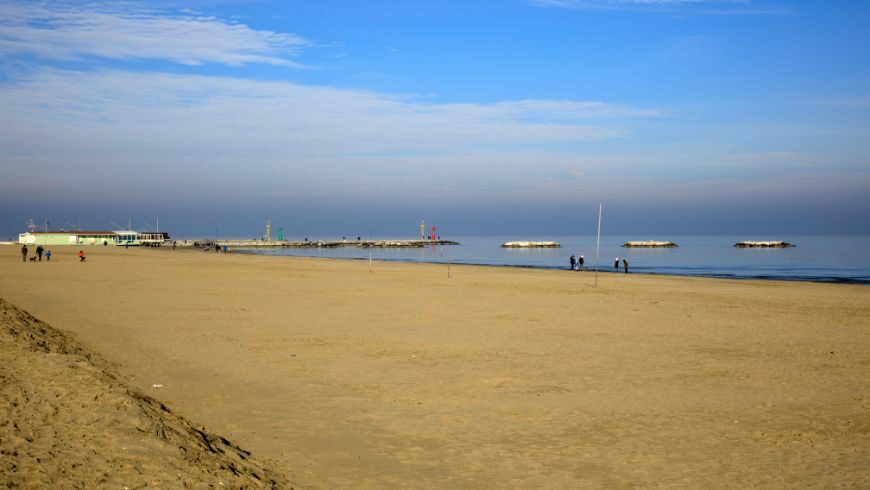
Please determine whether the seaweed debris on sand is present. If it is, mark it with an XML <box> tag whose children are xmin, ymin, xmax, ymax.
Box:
<box><xmin>734</xmin><ymin>241</ymin><xmax>795</xmax><ymax>248</ymax></box>
<box><xmin>501</xmin><ymin>241</ymin><xmax>561</xmax><ymax>248</ymax></box>
<box><xmin>622</xmin><ymin>241</ymin><xmax>678</xmax><ymax>248</ymax></box>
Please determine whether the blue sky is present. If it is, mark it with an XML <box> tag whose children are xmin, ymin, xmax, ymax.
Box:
<box><xmin>1</xmin><ymin>0</ymin><xmax>869</xmax><ymax>238</ymax></box>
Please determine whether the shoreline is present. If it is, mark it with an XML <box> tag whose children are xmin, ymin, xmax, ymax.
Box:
<box><xmin>233</xmin><ymin>248</ymin><xmax>870</xmax><ymax>285</ymax></box>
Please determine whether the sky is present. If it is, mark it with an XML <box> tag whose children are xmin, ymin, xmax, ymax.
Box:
<box><xmin>1</xmin><ymin>0</ymin><xmax>869</xmax><ymax>239</ymax></box>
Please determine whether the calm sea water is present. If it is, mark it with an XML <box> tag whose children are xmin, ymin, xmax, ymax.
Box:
<box><xmin>240</xmin><ymin>235</ymin><xmax>870</xmax><ymax>284</ymax></box>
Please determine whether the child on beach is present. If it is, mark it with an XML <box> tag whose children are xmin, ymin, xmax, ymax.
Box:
<box><xmin>45</xmin><ymin>250</ymin><xmax>51</xmax><ymax>261</ymax></box>
<box><xmin>78</xmin><ymin>250</ymin><xmax>86</xmax><ymax>262</ymax></box>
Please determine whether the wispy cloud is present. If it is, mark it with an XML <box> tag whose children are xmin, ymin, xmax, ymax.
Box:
<box><xmin>0</xmin><ymin>2</ymin><xmax>309</xmax><ymax>67</ymax></box>
<box><xmin>0</xmin><ymin>69</ymin><xmax>660</xmax><ymax>202</ymax></box>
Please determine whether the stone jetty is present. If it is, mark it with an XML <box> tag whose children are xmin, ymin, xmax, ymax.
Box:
<box><xmin>202</xmin><ymin>239</ymin><xmax>459</xmax><ymax>249</ymax></box>
<box><xmin>734</xmin><ymin>241</ymin><xmax>795</xmax><ymax>248</ymax></box>
<box><xmin>622</xmin><ymin>241</ymin><xmax>678</xmax><ymax>248</ymax></box>
<box><xmin>501</xmin><ymin>241</ymin><xmax>561</xmax><ymax>248</ymax></box>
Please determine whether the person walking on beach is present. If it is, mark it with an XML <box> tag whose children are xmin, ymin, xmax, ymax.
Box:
<box><xmin>21</xmin><ymin>244</ymin><xmax>28</xmax><ymax>262</ymax></box>
<box><xmin>36</xmin><ymin>245</ymin><xmax>44</xmax><ymax>261</ymax></box>
<box><xmin>578</xmin><ymin>255</ymin><xmax>585</xmax><ymax>271</ymax></box>
<box><xmin>614</xmin><ymin>258</ymin><xmax>619</xmax><ymax>269</ymax></box>
<box><xmin>623</xmin><ymin>259</ymin><xmax>629</xmax><ymax>273</ymax></box>
<box><xmin>569</xmin><ymin>255</ymin><xmax>576</xmax><ymax>271</ymax></box>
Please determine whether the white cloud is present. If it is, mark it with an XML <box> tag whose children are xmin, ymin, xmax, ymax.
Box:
<box><xmin>0</xmin><ymin>69</ymin><xmax>658</xmax><ymax>203</ymax></box>
<box><xmin>0</xmin><ymin>2</ymin><xmax>308</xmax><ymax>67</ymax></box>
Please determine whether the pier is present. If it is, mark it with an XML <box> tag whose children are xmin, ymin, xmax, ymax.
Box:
<box><xmin>191</xmin><ymin>239</ymin><xmax>459</xmax><ymax>249</ymax></box>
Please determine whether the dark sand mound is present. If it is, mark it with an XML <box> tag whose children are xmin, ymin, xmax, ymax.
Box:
<box><xmin>0</xmin><ymin>298</ymin><xmax>293</xmax><ymax>489</ymax></box>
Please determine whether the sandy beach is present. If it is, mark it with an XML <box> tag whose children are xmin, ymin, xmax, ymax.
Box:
<box><xmin>1</xmin><ymin>245</ymin><xmax>869</xmax><ymax>488</ymax></box>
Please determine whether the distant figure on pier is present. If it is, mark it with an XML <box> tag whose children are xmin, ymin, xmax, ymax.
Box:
<box><xmin>614</xmin><ymin>258</ymin><xmax>619</xmax><ymax>269</ymax></box>
<box><xmin>21</xmin><ymin>245</ymin><xmax>28</xmax><ymax>262</ymax></box>
<box><xmin>36</xmin><ymin>245</ymin><xmax>44</xmax><ymax>261</ymax></box>
<box><xmin>623</xmin><ymin>259</ymin><xmax>629</xmax><ymax>273</ymax></box>
<box><xmin>78</xmin><ymin>250</ymin><xmax>86</xmax><ymax>262</ymax></box>
<box><xmin>578</xmin><ymin>255</ymin><xmax>585</xmax><ymax>270</ymax></box>
<box><xmin>570</xmin><ymin>255</ymin><xmax>576</xmax><ymax>271</ymax></box>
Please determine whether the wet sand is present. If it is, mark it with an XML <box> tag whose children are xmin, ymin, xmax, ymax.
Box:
<box><xmin>1</xmin><ymin>245</ymin><xmax>869</xmax><ymax>487</ymax></box>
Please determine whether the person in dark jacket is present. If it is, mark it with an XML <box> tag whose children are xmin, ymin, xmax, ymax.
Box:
<box><xmin>623</xmin><ymin>259</ymin><xmax>629</xmax><ymax>273</ymax></box>
<box><xmin>614</xmin><ymin>257</ymin><xmax>619</xmax><ymax>269</ymax></box>
<box><xmin>578</xmin><ymin>255</ymin><xmax>585</xmax><ymax>270</ymax></box>
<box><xmin>36</xmin><ymin>245</ymin><xmax>44</xmax><ymax>261</ymax></box>
<box><xmin>569</xmin><ymin>255</ymin><xmax>576</xmax><ymax>271</ymax></box>
<box><xmin>21</xmin><ymin>245</ymin><xmax>28</xmax><ymax>262</ymax></box>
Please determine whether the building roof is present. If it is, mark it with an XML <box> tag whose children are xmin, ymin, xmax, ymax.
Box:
<box><xmin>25</xmin><ymin>231</ymin><xmax>115</xmax><ymax>235</ymax></box>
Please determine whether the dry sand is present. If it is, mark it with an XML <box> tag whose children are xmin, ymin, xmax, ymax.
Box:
<box><xmin>1</xmin><ymin>245</ymin><xmax>869</xmax><ymax>488</ymax></box>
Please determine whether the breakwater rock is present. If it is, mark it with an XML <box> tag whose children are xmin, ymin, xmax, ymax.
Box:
<box><xmin>622</xmin><ymin>241</ymin><xmax>678</xmax><ymax>248</ymax></box>
<box><xmin>734</xmin><ymin>241</ymin><xmax>795</xmax><ymax>248</ymax></box>
<box><xmin>501</xmin><ymin>241</ymin><xmax>561</xmax><ymax>248</ymax></box>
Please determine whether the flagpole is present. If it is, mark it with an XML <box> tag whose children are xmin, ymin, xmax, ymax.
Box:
<box><xmin>595</xmin><ymin>203</ymin><xmax>602</xmax><ymax>288</ymax></box>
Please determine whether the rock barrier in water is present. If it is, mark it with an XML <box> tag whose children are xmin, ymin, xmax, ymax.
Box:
<box><xmin>734</xmin><ymin>241</ymin><xmax>795</xmax><ymax>248</ymax></box>
<box><xmin>501</xmin><ymin>241</ymin><xmax>561</xmax><ymax>248</ymax></box>
<box><xmin>622</xmin><ymin>241</ymin><xmax>678</xmax><ymax>248</ymax></box>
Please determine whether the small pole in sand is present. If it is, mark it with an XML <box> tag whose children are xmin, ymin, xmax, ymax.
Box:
<box><xmin>448</xmin><ymin>264</ymin><xmax>451</xmax><ymax>278</ymax></box>
<box><xmin>595</xmin><ymin>203</ymin><xmax>602</xmax><ymax>288</ymax></box>
<box><xmin>369</xmin><ymin>249</ymin><xmax>372</xmax><ymax>273</ymax></box>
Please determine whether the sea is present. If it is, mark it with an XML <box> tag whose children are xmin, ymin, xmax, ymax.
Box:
<box><xmin>240</xmin><ymin>235</ymin><xmax>870</xmax><ymax>285</ymax></box>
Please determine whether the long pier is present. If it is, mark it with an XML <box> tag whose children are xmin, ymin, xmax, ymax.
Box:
<box><xmin>191</xmin><ymin>239</ymin><xmax>459</xmax><ymax>249</ymax></box>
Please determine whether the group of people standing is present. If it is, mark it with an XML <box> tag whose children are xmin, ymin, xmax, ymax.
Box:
<box><xmin>568</xmin><ymin>254</ymin><xmax>630</xmax><ymax>273</ymax></box>
<box><xmin>615</xmin><ymin>257</ymin><xmax>628</xmax><ymax>273</ymax></box>
<box><xmin>20</xmin><ymin>245</ymin><xmax>85</xmax><ymax>262</ymax></box>
<box><xmin>20</xmin><ymin>245</ymin><xmax>51</xmax><ymax>262</ymax></box>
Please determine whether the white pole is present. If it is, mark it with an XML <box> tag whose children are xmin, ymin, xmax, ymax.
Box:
<box><xmin>595</xmin><ymin>203</ymin><xmax>602</xmax><ymax>288</ymax></box>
